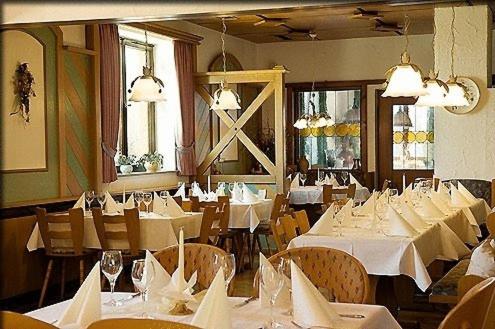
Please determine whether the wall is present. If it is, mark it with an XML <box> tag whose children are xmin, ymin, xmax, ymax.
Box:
<box><xmin>434</xmin><ymin>5</ymin><xmax>495</xmax><ymax>180</ymax></box>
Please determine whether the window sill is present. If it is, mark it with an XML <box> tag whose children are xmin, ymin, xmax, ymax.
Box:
<box><xmin>117</xmin><ymin>169</ymin><xmax>177</xmax><ymax>177</ymax></box>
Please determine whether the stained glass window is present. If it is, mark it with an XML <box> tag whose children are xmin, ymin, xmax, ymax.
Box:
<box><xmin>392</xmin><ymin>105</ymin><xmax>434</xmax><ymax>170</ymax></box>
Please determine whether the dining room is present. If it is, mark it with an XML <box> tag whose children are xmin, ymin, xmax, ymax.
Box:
<box><xmin>1</xmin><ymin>1</ymin><xmax>495</xmax><ymax>329</ymax></box>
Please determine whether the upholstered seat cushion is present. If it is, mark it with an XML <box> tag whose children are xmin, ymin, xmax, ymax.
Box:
<box><xmin>430</xmin><ymin>259</ymin><xmax>470</xmax><ymax>303</ymax></box>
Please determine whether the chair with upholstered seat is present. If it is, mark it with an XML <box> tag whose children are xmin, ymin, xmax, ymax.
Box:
<box><xmin>0</xmin><ymin>311</ymin><xmax>58</xmax><ymax>329</ymax></box>
<box><xmin>36</xmin><ymin>207</ymin><xmax>96</xmax><ymax>307</ymax></box>
<box><xmin>87</xmin><ymin>318</ymin><xmax>200</xmax><ymax>329</ymax></box>
<box><xmin>153</xmin><ymin>243</ymin><xmax>228</xmax><ymax>293</ymax></box>
<box><xmin>438</xmin><ymin>277</ymin><xmax>495</xmax><ymax>329</ymax></box>
<box><xmin>253</xmin><ymin>247</ymin><xmax>372</xmax><ymax>304</ymax></box>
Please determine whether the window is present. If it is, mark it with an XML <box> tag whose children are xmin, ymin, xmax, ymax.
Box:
<box><xmin>116</xmin><ymin>26</ymin><xmax>179</xmax><ymax>172</ymax></box>
<box><xmin>296</xmin><ymin>89</ymin><xmax>361</xmax><ymax>169</ymax></box>
<box><xmin>392</xmin><ymin>105</ymin><xmax>434</xmax><ymax>170</ymax></box>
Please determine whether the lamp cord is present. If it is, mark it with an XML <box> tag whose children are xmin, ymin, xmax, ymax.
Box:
<box><xmin>450</xmin><ymin>6</ymin><xmax>456</xmax><ymax>77</ymax></box>
<box><xmin>404</xmin><ymin>14</ymin><xmax>410</xmax><ymax>53</ymax></box>
<box><xmin>221</xmin><ymin>18</ymin><xmax>227</xmax><ymax>78</ymax></box>
<box><xmin>144</xmin><ymin>29</ymin><xmax>149</xmax><ymax>68</ymax></box>
<box><xmin>432</xmin><ymin>5</ymin><xmax>436</xmax><ymax>73</ymax></box>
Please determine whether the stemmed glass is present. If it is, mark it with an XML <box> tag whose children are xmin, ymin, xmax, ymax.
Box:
<box><xmin>96</xmin><ymin>192</ymin><xmax>106</xmax><ymax>209</ymax></box>
<box><xmin>101</xmin><ymin>250</ymin><xmax>123</xmax><ymax>306</ymax></box>
<box><xmin>214</xmin><ymin>254</ymin><xmax>236</xmax><ymax>292</ymax></box>
<box><xmin>375</xmin><ymin>200</ymin><xmax>387</xmax><ymax>234</ymax></box>
<box><xmin>278</xmin><ymin>256</ymin><xmax>301</xmax><ymax>316</ymax></box>
<box><xmin>159</xmin><ymin>191</ymin><xmax>168</xmax><ymax>206</ymax></box>
<box><xmin>135</xmin><ymin>191</ymin><xmax>144</xmax><ymax>210</ymax></box>
<box><xmin>299</xmin><ymin>173</ymin><xmax>307</xmax><ymax>187</ymax></box>
<box><xmin>143</xmin><ymin>192</ymin><xmax>152</xmax><ymax>214</ymax></box>
<box><xmin>260</xmin><ymin>262</ymin><xmax>284</xmax><ymax>329</ymax></box>
<box><xmin>341</xmin><ymin>171</ymin><xmax>349</xmax><ymax>186</ymax></box>
<box><xmin>85</xmin><ymin>190</ymin><xmax>95</xmax><ymax>210</ymax></box>
<box><xmin>131</xmin><ymin>259</ymin><xmax>155</xmax><ymax>318</ymax></box>
<box><xmin>389</xmin><ymin>189</ymin><xmax>399</xmax><ymax>205</ymax></box>
<box><xmin>335</xmin><ymin>210</ymin><xmax>344</xmax><ymax>237</ymax></box>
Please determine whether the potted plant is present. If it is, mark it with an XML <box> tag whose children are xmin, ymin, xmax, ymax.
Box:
<box><xmin>140</xmin><ymin>152</ymin><xmax>163</xmax><ymax>173</ymax></box>
<box><xmin>117</xmin><ymin>154</ymin><xmax>136</xmax><ymax>174</ymax></box>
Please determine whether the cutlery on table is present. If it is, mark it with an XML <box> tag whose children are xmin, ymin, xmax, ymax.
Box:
<box><xmin>234</xmin><ymin>296</ymin><xmax>257</xmax><ymax>308</ymax></box>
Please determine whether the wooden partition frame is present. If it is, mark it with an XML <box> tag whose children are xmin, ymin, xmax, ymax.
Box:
<box><xmin>194</xmin><ymin>66</ymin><xmax>287</xmax><ymax>192</ymax></box>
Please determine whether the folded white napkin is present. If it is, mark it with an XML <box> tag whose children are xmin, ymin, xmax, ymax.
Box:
<box><xmin>400</xmin><ymin>201</ymin><xmax>428</xmax><ymax>230</ymax></box>
<box><xmin>337</xmin><ymin>199</ymin><xmax>353</xmax><ymax>227</ymax></box>
<box><xmin>434</xmin><ymin>187</ymin><xmax>451</xmax><ymax>205</ymax></box>
<box><xmin>323</xmin><ymin>174</ymin><xmax>331</xmax><ymax>185</ymax></box>
<box><xmin>174</xmin><ymin>183</ymin><xmax>186</xmax><ymax>199</ymax></box>
<box><xmin>290</xmin><ymin>173</ymin><xmax>300</xmax><ymax>188</ymax></box>
<box><xmin>257</xmin><ymin>189</ymin><xmax>267</xmax><ymax>200</ymax></box>
<box><xmin>437</xmin><ymin>182</ymin><xmax>449</xmax><ymax>194</ymax></box>
<box><xmin>466</xmin><ymin>239</ymin><xmax>495</xmax><ymax>278</ymax></box>
<box><xmin>308</xmin><ymin>204</ymin><xmax>335</xmax><ymax>236</ymax></box>
<box><xmin>145</xmin><ymin>250</ymin><xmax>171</xmax><ymax>301</ymax></box>
<box><xmin>57</xmin><ymin>262</ymin><xmax>101</xmax><ymax>328</ymax></box>
<box><xmin>152</xmin><ymin>192</ymin><xmax>167</xmax><ymax>216</ymax></box>
<box><xmin>378</xmin><ymin>189</ymin><xmax>389</xmax><ymax>204</ymax></box>
<box><xmin>192</xmin><ymin>182</ymin><xmax>206</xmax><ymax>200</ymax></box>
<box><xmin>165</xmin><ymin>193</ymin><xmax>186</xmax><ymax>217</ymax></box>
<box><xmin>231</xmin><ymin>183</ymin><xmax>243</xmax><ymax>202</ymax></box>
<box><xmin>420</xmin><ymin>197</ymin><xmax>445</xmax><ymax>218</ymax></box>
<box><xmin>400</xmin><ymin>184</ymin><xmax>413</xmax><ymax>203</ymax></box>
<box><xmin>104</xmin><ymin>191</ymin><xmax>120</xmax><ymax>213</ymax></box>
<box><xmin>291</xmin><ymin>261</ymin><xmax>341</xmax><ymax>328</ymax></box>
<box><xmin>216</xmin><ymin>183</ymin><xmax>226</xmax><ymax>197</ymax></box>
<box><xmin>259</xmin><ymin>253</ymin><xmax>291</xmax><ymax>308</ymax></box>
<box><xmin>356</xmin><ymin>191</ymin><xmax>377</xmax><ymax>216</ymax></box>
<box><xmin>73</xmin><ymin>193</ymin><xmax>85</xmax><ymax>211</ymax></box>
<box><xmin>349</xmin><ymin>173</ymin><xmax>362</xmax><ymax>189</ymax></box>
<box><xmin>329</xmin><ymin>173</ymin><xmax>340</xmax><ymax>187</ymax></box>
<box><xmin>124</xmin><ymin>193</ymin><xmax>135</xmax><ymax>209</ymax></box>
<box><xmin>242</xmin><ymin>185</ymin><xmax>258</xmax><ymax>203</ymax></box>
<box><xmin>191</xmin><ymin>268</ymin><xmax>231</xmax><ymax>329</ymax></box>
<box><xmin>387</xmin><ymin>206</ymin><xmax>419</xmax><ymax>237</ymax></box>
<box><xmin>206</xmin><ymin>191</ymin><xmax>218</xmax><ymax>202</ymax></box>
<box><xmin>430</xmin><ymin>192</ymin><xmax>451</xmax><ymax>215</ymax></box>
<box><xmin>458</xmin><ymin>182</ymin><xmax>477</xmax><ymax>205</ymax></box>
<box><xmin>451</xmin><ymin>184</ymin><xmax>471</xmax><ymax>207</ymax></box>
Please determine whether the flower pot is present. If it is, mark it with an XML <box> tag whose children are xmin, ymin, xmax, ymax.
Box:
<box><xmin>119</xmin><ymin>164</ymin><xmax>133</xmax><ymax>174</ymax></box>
<box><xmin>144</xmin><ymin>161</ymin><xmax>160</xmax><ymax>173</ymax></box>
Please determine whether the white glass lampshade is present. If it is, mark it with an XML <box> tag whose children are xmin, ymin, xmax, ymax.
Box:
<box><xmin>382</xmin><ymin>52</ymin><xmax>427</xmax><ymax>97</ymax></box>
<box><xmin>128</xmin><ymin>66</ymin><xmax>165</xmax><ymax>102</ymax></box>
<box><xmin>316</xmin><ymin>115</ymin><xmax>327</xmax><ymax>128</ymax></box>
<box><xmin>443</xmin><ymin>77</ymin><xmax>469</xmax><ymax>107</ymax></box>
<box><xmin>326</xmin><ymin>117</ymin><xmax>335</xmax><ymax>126</ymax></box>
<box><xmin>211</xmin><ymin>87</ymin><xmax>241</xmax><ymax>110</ymax></box>
<box><xmin>415</xmin><ymin>71</ymin><xmax>449</xmax><ymax>107</ymax></box>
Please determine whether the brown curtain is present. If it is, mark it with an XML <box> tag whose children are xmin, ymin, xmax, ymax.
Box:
<box><xmin>174</xmin><ymin>40</ymin><xmax>196</xmax><ymax>176</ymax></box>
<box><xmin>99</xmin><ymin>24</ymin><xmax>120</xmax><ymax>183</ymax></box>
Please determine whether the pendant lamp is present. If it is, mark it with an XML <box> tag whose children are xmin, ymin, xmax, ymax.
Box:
<box><xmin>128</xmin><ymin>29</ymin><xmax>165</xmax><ymax>102</ymax></box>
<box><xmin>415</xmin><ymin>70</ymin><xmax>449</xmax><ymax>106</ymax></box>
<box><xmin>211</xmin><ymin>18</ymin><xmax>241</xmax><ymax>110</ymax></box>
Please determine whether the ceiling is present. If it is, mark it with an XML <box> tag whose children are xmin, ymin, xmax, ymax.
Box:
<box><xmin>185</xmin><ymin>2</ymin><xmax>466</xmax><ymax>43</ymax></box>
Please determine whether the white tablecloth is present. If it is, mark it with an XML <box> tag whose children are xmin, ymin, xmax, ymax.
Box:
<box><xmin>229</xmin><ymin>199</ymin><xmax>273</xmax><ymax>232</ymax></box>
<box><xmin>26</xmin><ymin>292</ymin><xmax>401</xmax><ymax>329</ymax></box>
<box><xmin>289</xmin><ymin>186</ymin><xmax>371</xmax><ymax>205</ymax></box>
<box><xmin>289</xmin><ymin>210</ymin><xmax>471</xmax><ymax>291</ymax></box>
<box><xmin>26</xmin><ymin>212</ymin><xmax>203</xmax><ymax>252</ymax></box>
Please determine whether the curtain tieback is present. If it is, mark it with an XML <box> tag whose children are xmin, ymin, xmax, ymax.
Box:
<box><xmin>176</xmin><ymin>143</ymin><xmax>195</xmax><ymax>154</ymax></box>
<box><xmin>101</xmin><ymin>142</ymin><xmax>117</xmax><ymax>158</ymax></box>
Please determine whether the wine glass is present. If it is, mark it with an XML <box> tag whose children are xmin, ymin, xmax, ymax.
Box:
<box><xmin>375</xmin><ymin>201</ymin><xmax>387</xmax><ymax>234</ymax></box>
<box><xmin>101</xmin><ymin>250</ymin><xmax>123</xmax><ymax>306</ymax></box>
<box><xmin>260</xmin><ymin>262</ymin><xmax>284</xmax><ymax>329</ymax></box>
<box><xmin>135</xmin><ymin>191</ymin><xmax>144</xmax><ymax>210</ymax></box>
<box><xmin>335</xmin><ymin>210</ymin><xmax>344</xmax><ymax>237</ymax></box>
<box><xmin>299</xmin><ymin>173</ymin><xmax>307</xmax><ymax>187</ymax></box>
<box><xmin>214</xmin><ymin>254</ymin><xmax>236</xmax><ymax>292</ymax></box>
<box><xmin>85</xmin><ymin>190</ymin><xmax>95</xmax><ymax>210</ymax></box>
<box><xmin>143</xmin><ymin>192</ymin><xmax>152</xmax><ymax>213</ymax></box>
<box><xmin>159</xmin><ymin>190</ymin><xmax>168</xmax><ymax>206</ymax></box>
<box><xmin>96</xmin><ymin>192</ymin><xmax>106</xmax><ymax>209</ymax></box>
<box><xmin>341</xmin><ymin>171</ymin><xmax>349</xmax><ymax>186</ymax></box>
<box><xmin>278</xmin><ymin>256</ymin><xmax>301</xmax><ymax>316</ymax></box>
<box><xmin>131</xmin><ymin>259</ymin><xmax>155</xmax><ymax>318</ymax></box>
<box><xmin>389</xmin><ymin>188</ymin><xmax>399</xmax><ymax>205</ymax></box>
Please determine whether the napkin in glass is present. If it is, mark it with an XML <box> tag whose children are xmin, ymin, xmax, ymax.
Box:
<box><xmin>124</xmin><ymin>193</ymin><xmax>135</xmax><ymax>209</ymax></box>
<box><xmin>291</xmin><ymin>261</ymin><xmax>342</xmax><ymax>328</ymax></box>
<box><xmin>174</xmin><ymin>183</ymin><xmax>186</xmax><ymax>199</ymax></box>
<box><xmin>145</xmin><ymin>250</ymin><xmax>171</xmax><ymax>301</ymax></box>
<box><xmin>73</xmin><ymin>193</ymin><xmax>85</xmax><ymax>211</ymax></box>
<box><xmin>387</xmin><ymin>206</ymin><xmax>419</xmax><ymax>237</ymax></box>
<box><xmin>430</xmin><ymin>191</ymin><xmax>451</xmax><ymax>215</ymax></box>
<box><xmin>400</xmin><ymin>201</ymin><xmax>428</xmax><ymax>230</ymax></box>
<box><xmin>350</xmin><ymin>173</ymin><xmax>362</xmax><ymax>188</ymax></box>
<box><xmin>259</xmin><ymin>253</ymin><xmax>291</xmax><ymax>308</ymax></box>
<box><xmin>104</xmin><ymin>191</ymin><xmax>120</xmax><ymax>213</ymax></box>
<box><xmin>355</xmin><ymin>191</ymin><xmax>377</xmax><ymax>216</ymax></box>
<box><xmin>458</xmin><ymin>182</ymin><xmax>478</xmax><ymax>205</ymax></box>
<box><xmin>152</xmin><ymin>192</ymin><xmax>167</xmax><ymax>215</ymax></box>
<box><xmin>191</xmin><ymin>268</ymin><xmax>231</xmax><ymax>329</ymax></box>
<box><xmin>323</xmin><ymin>174</ymin><xmax>331</xmax><ymax>185</ymax></box>
<box><xmin>290</xmin><ymin>173</ymin><xmax>300</xmax><ymax>188</ymax></box>
<box><xmin>451</xmin><ymin>184</ymin><xmax>471</xmax><ymax>207</ymax></box>
<box><xmin>57</xmin><ymin>262</ymin><xmax>101</xmax><ymax>329</ymax></box>
<box><xmin>165</xmin><ymin>192</ymin><xmax>186</xmax><ymax>217</ymax></box>
<box><xmin>308</xmin><ymin>204</ymin><xmax>335</xmax><ymax>236</ymax></box>
<box><xmin>338</xmin><ymin>199</ymin><xmax>353</xmax><ymax>227</ymax></box>
<box><xmin>231</xmin><ymin>182</ymin><xmax>243</xmax><ymax>202</ymax></box>
<box><xmin>257</xmin><ymin>189</ymin><xmax>267</xmax><ymax>200</ymax></box>
<box><xmin>329</xmin><ymin>173</ymin><xmax>340</xmax><ymax>187</ymax></box>
<box><xmin>420</xmin><ymin>197</ymin><xmax>445</xmax><ymax>218</ymax></box>
<box><xmin>242</xmin><ymin>185</ymin><xmax>258</xmax><ymax>203</ymax></box>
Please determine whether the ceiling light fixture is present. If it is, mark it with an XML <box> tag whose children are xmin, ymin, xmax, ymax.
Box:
<box><xmin>211</xmin><ymin>18</ymin><xmax>241</xmax><ymax>111</ymax></box>
<box><xmin>382</xmin><ymin>15</ymin><xmax>426</xmax><ymax>98</ymax></box>
<box><xmin>128</xmin><ymin>27</ymin><xmax>165</xmax><ymax>102</ymax></box>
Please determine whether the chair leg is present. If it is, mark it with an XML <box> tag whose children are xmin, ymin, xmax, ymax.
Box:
<box><xmin>60</xmin><ymin>259</ymin><xmax>66</xmax><ymax>300</ymax></box>
<box><xmin>79</xmin><ymin>258</ymin><xmax>85</xmax><ymax>285</ymax></box>
<box><xmin>246</xmin><ymin>233</ymin><xmax>253</xmax><ymax>269</ymax></box>
<box><xmin>39</xmin><ymin>259</ymin><xmax>54</xmax><ymax>308</ymax></box>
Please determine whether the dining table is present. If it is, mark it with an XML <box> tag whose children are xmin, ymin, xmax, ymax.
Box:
<box><xmin>289</xmin><ymin>185</ymin><xmax>371</xmax><ymax>205</ymax></box>
<box><xmin>26</xmin><ymin>292</ymin><xmax>402</xmax><ymax>329</ymax></box>
<box><xmin>26</xmin><ymin>211</ymin><xmax>203</xmax><ymax>252</ymax></box>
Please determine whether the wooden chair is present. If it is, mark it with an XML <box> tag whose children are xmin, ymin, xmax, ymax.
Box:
<box><xmin>322</xmin><ymin>184</ymin><xmax>356</xmax><ymax>206</ymax></box>
<box><xmin>486</xmin><ymin>212</ymin><xmax>495</xmax><ymax>238</ymax></box>
<box><xmin>153</xmin><ymin>243</ymin><xmax>228</xmax><ymax>293</ymax></box>
<box><xmin>293</xmin><ymin>210</ymin><xmax>310</xmax><ymax>234</ymax></box>
<box><xmin>438</xmin><ymin>277</ymin><xmax>495</xmax><ymax>329</ymax></box>
<box><xmin>270</xmin><ymin>217</ymin><xmax>292</xmax><ymax>252</ymax></box>
<box><xmin>458</xmin><ymin>274</ymin><xmax>485</xmax><ymax>301</ymax></box>
<box><xmin>189</xmin><ymin>196</ymin><xmax>200</xmax><ymax>212</ymax></box>
<box><xmin>36</xmin><ymin>207</ymin><xmax>96</xmax><ymax>307</ymax></box>
<box><xmin>253</xmin><ymin>247</ymin><xmax>372</xmax><ymax>304</ymax></box>
<box><xmin>197</xmin><ymin>205</ymin><xmax>223</xmax><ymax>245</ymax></box>
<box><xmin>172</xmin><ymin>196</ymin><xmax>183</xmax><ymax>208</ymax></box>
<box><xmin>279</xmin><ymin>215</ymin><xmax>298</xmax><ymax>242</ymax></box>
<box><xmin>92</xmin><ymin>207</ymin><xmax>142</xmax><ymax>259</ymax></box>
<box><xmin>0</xmin><ymin>311</ymin><xmax>57</xmax><ymax>329</ymax></box>
<box><xmin>87</xmin><ymin>318</ymin><xmax>200</xmax><ymax>329</ymax></box>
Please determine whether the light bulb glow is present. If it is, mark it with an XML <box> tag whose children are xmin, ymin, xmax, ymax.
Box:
<box><xmin>383</xmin><ymin>64</ymin><xmax>427</xmax><ymax>97</ymax></box>
<box><xmin>415</xmin><ymin>79</ymin><xmax>449</xmax><ymax>106</ymax></box>
<box><xmin>128</xmin><ymin>76</ymin><xmax>166</xmax><ymax>102</ymax></box>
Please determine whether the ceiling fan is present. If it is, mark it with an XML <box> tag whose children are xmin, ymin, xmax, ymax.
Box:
<box><xmin>351</xmin><ymin>8</ymin><xmax>383</xmax><ymax>20</ymax></box>
<box><xmin>253</xmin><ymin>14</ymin><xmax>288</xmax><ymax>27</ymax></box>
<box><xmin>372</xmin><ymin>19</ymin><xmax>403</xmax><ymax>35</ymax></box>
<box><xmin>275</xmin><ymin>27</ymin><xmax>317</xmax><ymax>41</ymax></box>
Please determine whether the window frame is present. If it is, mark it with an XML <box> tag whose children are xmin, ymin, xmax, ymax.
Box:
<box><xmin>119</xmin><ymin>37</ymin><xmax>157</xmax><ymax>156</ymax></box>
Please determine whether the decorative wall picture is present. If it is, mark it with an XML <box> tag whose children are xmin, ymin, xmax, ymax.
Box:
<box><xmin>1</xmin><ymin>30</ymin><xmax>47</xmax><ymax>171</ymax></box>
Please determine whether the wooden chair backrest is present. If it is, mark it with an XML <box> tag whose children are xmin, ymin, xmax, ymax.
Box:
<box><xmin>0</xmin><ymin>311</ymin><xmax>58</xmax><ymax>329</ymax></box>
<box><xmin>36</xmin><ymin>207</ymin><xmax>84</xmax><ymax>255</ymax></box>
<box><xmin>492</xmin><ymin>179</ymin><xmax>495</xmax><ymax>208</ymax></box>
<box><xmin>189</xmin><ymin>196</ymin><xmax>200</xmax><ymax>212</ymax></box>
<box><xmin>198</xmin><ymin>205</ymin><xmax>224</xmax><ymax>244</ymax></box>
<box><xmin>270</xmin><ymin>216</ymin><xmax>293</xmax><ymax>252</ymax></box>
<box><xmin>439</xmin><ymin>277</ymin><xmax>495</xmax><ymax>329</ymax></box>
<box><xmin>458</xmin><ymin>274</ymin><xmax>486</xmax><ymax>301</ymax></box>
<box><xmin>87</xmin><ymin>318</ymin><xmax>200</xmax><ymax>329</ymax></box>
<box><xmin>253</xmin><ymin>247</ymin><xmax>372</xmax><ymax>304</ymax></box>
<box><xmin>153</xmin><ymin>243</ymin><xmax>227</xmax><ymax>292</ymax></box>
<box><xmin>279</xmin><ymin>215</ymin><xmax>298</xmax><ymax>241</ymax></box>
<box><xmin>172</xmin><ymin>196</ymin><xmax>183</xmax><ymax>207</ymax></box>
<box><xmin>293</xmin><ymin>210</ymin><xmax>310</xmax><ymax>234</ymax></box>
<box><xmin>92</xmin><ymin>207</ymin><xmax>140</xmax><ymax>256</ymax></box>
<box><xmin>270</xmin><ymin>193</ymin><xmax>287</xmax><ymax>221</ymax></box>
<box><xmin>323</xmin><ymin>184</ymin><xmax>356</xmax><ymax>204</ymax></box>
<box><xmin>433</xmin><ymin>177</ymin><xmax>440</xmax><ymax>191</ymax></box>
<box><xmin>487</xmin><ymin>212</ymin><xmax>495</xmax><ymax>238</ymax></box>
